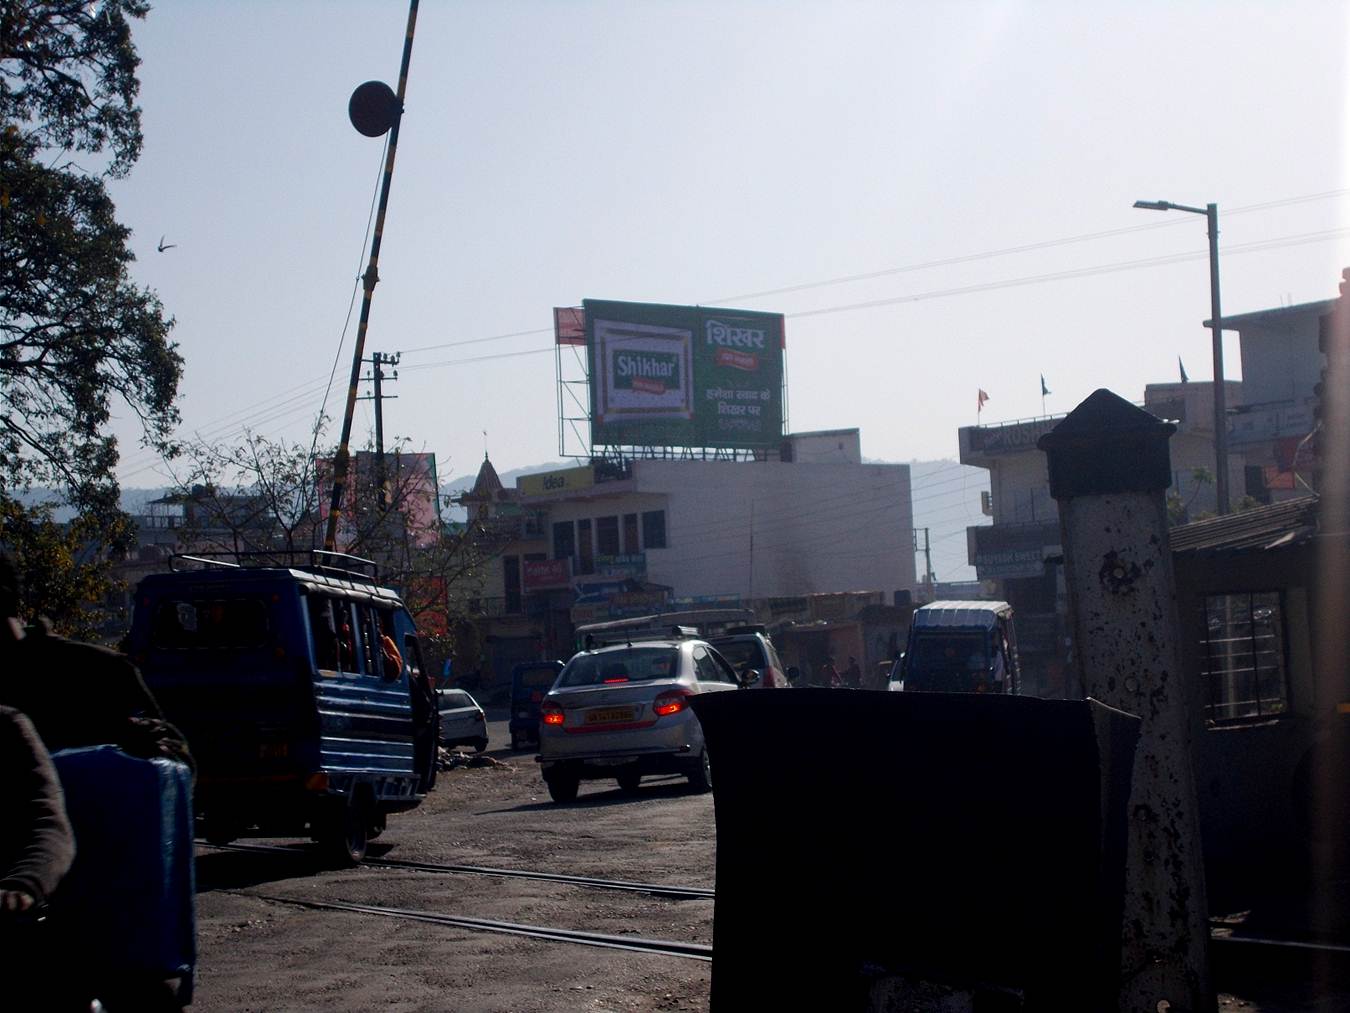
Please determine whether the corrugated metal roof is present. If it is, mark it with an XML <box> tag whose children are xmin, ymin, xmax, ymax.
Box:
<box><xmin>1169</xmin><ymin>496</ymin><xmax>1319</xmax><ymax>554</ymax></box>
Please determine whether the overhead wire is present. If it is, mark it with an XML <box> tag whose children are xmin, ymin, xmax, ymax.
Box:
<box><xmin>118</xmin><ymin>190</ymin><xmax>1349</xmax><ymax>481</ymax></box>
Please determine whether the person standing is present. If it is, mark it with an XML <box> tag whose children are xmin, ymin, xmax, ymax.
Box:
<box><xmin>819</xmin><ymin>656</ymin><xmax>841</xmax><ymax>689</ymax></box>
<box><xmin>843</xmin><ymin>656</ymin><xmax>862</xmax><ymax>689</ymax></box>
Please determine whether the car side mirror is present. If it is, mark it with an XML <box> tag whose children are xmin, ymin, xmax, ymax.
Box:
<box><xmin>739</xmin><ymin>668</ymin><xmax>762</xmax><ymax>689</ymax></box>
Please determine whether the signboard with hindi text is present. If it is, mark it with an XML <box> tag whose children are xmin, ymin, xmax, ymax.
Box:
<box><xmin>584</xmin><ymin>299</ymin><xmax>785</xmax><ymax>449</ymax></box>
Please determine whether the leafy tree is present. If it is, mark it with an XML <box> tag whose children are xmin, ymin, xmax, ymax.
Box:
<box><xmin>0</xmin><ymin>495</ymin><xmax>126</xmax><ymax>639</ymax></box>
<box><xmin>1</xmin><ymin>1</ymin><xmax>180</xmax><ymax>626</ymax></box>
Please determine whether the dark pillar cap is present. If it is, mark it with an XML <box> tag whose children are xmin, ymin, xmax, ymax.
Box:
<box><xmin>1037</xmin><ymin>389</ymin><xmax>1176</xmax><ymax>500</ymax></box>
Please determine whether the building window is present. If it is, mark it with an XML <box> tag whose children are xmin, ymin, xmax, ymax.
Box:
<box><xmin>623</xmin><ymin>513</ymin><xmax>639</xmax><ymax>554</ymax></box>
<box><xmin>503</xmin><ymin>555</ymin><xmax>521</xmax><ymax>615</ymax></box>
<box><xmin>577</xmin><ymin>518</ymin><xmax>594</xmax><ymax>575</ymax></box>
<box><xmin>1200</xmin><ymin>591</ymin><xmax>1289</xmax><ymax>724</ymax></box>
<box><xmin>596</xmin><ymin>516</ymin><xmax>620</xmax><ymax>556</ymax></box>
<box><xmin>642</xmin><ymin>510</ymin><xmax>666</xmax><ymax>549</ymax></box>
<box><xmin>552</xmin><ymin>521</ymin><xmax>574</xmax><ymax>562</ymax></box>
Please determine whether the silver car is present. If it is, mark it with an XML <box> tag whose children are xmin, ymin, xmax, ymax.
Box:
<box><xmin>536</xmin><ymin>639</ymin><xmax>745</xmax><ymax>802</ymax></box>
<box><xmin>436</xmin><ymin>688</ymin><xmax>489</xmax><ymax>752</ymax></box>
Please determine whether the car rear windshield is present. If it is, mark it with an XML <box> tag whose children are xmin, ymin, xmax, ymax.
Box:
<box><xmin>150</xmin><ymin>598</ymin><xmax>270</xmax><ymax>650</ymax></box>
<box><xmin>558</xmin><ymin>648</ymin><xmax>679</xmax><ymax>687</ymax></box>
<box><xmin>711</xmin><ymin>640</ymin><xmax>765</xmax><ymax>671</ymax></box>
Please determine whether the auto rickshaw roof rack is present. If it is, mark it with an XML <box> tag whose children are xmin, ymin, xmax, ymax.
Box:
<box><xmin>168</xmin><ymin>549</ymin><xmax>380</xmax><ymax>584</ymax></box>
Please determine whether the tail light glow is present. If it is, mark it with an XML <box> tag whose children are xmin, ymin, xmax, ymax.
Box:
<box><xmin>541</xmin><ymin>700</ymin><xmax>565</xmax><ymax>727</ymax></box>
<box><xmin>653</xmin><ymin>689</ymin><xmax>692</xmax><ymax>717</ymax></box>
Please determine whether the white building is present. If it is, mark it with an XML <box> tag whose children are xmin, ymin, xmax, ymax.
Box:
<box><xmin>518</xmin><ymin>429</ymin><xmax>916</xmax><ymax>613</ymax></box>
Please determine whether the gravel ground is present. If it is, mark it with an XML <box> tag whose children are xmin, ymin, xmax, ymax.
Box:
<box><xmin>186</xmin><ymin>714</ymin><xmax>1346</xmax><ymax>1012</ymax></box>
<box><xmin>191</xmin><ymin>719</ymin><xmax>715</xmax><ymax>1013</ymax></box>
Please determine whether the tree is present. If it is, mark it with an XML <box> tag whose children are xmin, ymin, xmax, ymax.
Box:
<box><xmin>1</xmin><ymin>2</ymin><xmax>180</xmax><ymax>628</ymax></box>
<box><xmin>0</xmin><ymin>495</ymin><xmax>125</xmax><ymax>640</ymax></box>
<box><xmin>2</xmin><ymin>1</ymin><xmax>181</xmax><ymax>516</ymax></box>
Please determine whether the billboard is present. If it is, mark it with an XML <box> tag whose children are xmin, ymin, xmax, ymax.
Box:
<box><xmin>584</xmin><ymin>299</ymin><xmax>785</xmax><ymax>449</ymax></box>
<box><xmin>518</xmin><ymin>465</ymin><xmax>595</xmax><ymax>497</ymax></box>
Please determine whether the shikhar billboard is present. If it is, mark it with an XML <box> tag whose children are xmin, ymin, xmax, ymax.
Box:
<box><xmin>583</xmin><ymin>299</ymin><xmax>785</xmax><ymax>449</ymax></box>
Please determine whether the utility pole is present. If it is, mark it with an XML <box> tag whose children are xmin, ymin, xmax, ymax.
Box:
<box><xmin>357</xmin><ymin>351</ymin><xmax>400</xmax><ymax>508</ymax></box>
<box><xmin>912</xmin><ymin>527</ymin><xmax>936</xmax><ymax>599</ymax></box>
<box><xmin>923</xmin><ymin>527</ymin><xmax>935</xmax><ymax>593</ymax></box>
<box><xmin>324</xmin><ymin>0</ymin><xmax>420</xmax><ymax>551</ymax></box>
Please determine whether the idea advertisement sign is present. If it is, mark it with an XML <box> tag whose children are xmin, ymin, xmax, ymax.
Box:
<box><xmin>585</xmin><ymin>299</ymin><xmax>785</xmax><ymax>449</ymax></box>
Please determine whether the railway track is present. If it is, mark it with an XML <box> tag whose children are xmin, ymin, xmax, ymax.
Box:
<box><xmin>204</xmin><ymin>841</ymin><xmax>1350</xmax><ymax>971</ymax></box>
<box><xmin>233</xmin><ymin>892</ymin><xmax>712</xmax><ymax>961</ymax></box>
<box><xmin>199</xmin><ymin>840</ymin><xmax>715</xmax><ymax>900</ymax></box>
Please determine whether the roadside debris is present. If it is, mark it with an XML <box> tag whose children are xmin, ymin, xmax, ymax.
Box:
<box><xmin>436</xmin><ymin>747</ymin><xmax>513</xmax><ymax>772</ymax></box>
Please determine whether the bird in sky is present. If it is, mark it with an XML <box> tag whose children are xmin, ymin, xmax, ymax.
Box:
<box><xmin>157</xmin><ymin>235</ymin><xmax>177</xmax><ymax>252</ymax></box>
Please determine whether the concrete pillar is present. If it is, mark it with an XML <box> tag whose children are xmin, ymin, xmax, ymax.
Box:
<box><xmin>1038</xmin><ymin>389</ymin><xmax>1213</xmax><ymax>1013</ymax></box>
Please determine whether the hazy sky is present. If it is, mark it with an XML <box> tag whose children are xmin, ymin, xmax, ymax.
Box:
<box><xmin>108</xmin><ymin>1</ymin><xmax>1349</xmax><ymax>504</ymax></box>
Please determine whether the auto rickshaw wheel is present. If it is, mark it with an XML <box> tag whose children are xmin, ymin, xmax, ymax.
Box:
<box><xmin>320</xmin><ymin>796</ymin><xmax>369</xmax><ymax>866</ymax></box>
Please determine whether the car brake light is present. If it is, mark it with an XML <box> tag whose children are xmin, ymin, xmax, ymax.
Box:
<box><xmin>541</xmin><ymin>701</ymin><xmax>565</xmax><ymax>726</ymax></box>
<box><xmin>603</xmin><ymin>677</ymin><xmax>629</xmax><ymax>684</ymax></box>
<box><xmin>653</xmin><ymin>689</ymin><xmax>692</xmax><ymax>717</ymax></box>
<box><xmin>474</xmin><ymin>710</ymin><xmax>485</xmax><ymax>722</ymax></box>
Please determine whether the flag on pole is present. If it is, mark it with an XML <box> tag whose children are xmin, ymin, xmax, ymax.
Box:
<box><xmin>1178</xmin><ymin>356</ymin><xmax>1189</xmax><ymax>383</ymax></box>
<box><xmin>1040</xmin><ymin>374</ymin><xmax>1051</xmax><ymax>397</ymax></box>
<box><xmin>977</xmin><ymin>389</ymin><xmax>989</xmax><ymax>414</ymax></box>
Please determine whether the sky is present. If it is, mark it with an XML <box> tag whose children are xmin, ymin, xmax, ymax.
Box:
<box><xmin>106</xmin><ymin>1</ymin><xmax>1350</xmax><ymax>554</ymax></box>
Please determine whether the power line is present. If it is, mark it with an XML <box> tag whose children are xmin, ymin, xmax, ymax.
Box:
<box><xmin>390</xmin><ymin>188</ymin><xmax>1350</xmax><ymax>358</ymax></box>
<box><xmin>710</xmin><ymin>188</ymin><xmax>1350</xmax><ymax>304</ymax></box>
<box><xmin>785</xmin><ymin>227</ymin><xmax>1350</xmax><ymax>321</ymax></box>
<box><xmin>116</xmin><ymin>193</ymin><xmax>1350</xmax><ymax>480</ymax></box>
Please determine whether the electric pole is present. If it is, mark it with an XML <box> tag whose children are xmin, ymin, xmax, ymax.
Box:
<box><xmin>912</xmin><ymin>527</ymin><xmax>936</xmax><ymax>599</ymax></box>
<box><xmin>324</xmin><ymin>0</ymin><xmax>420</xmax><ymax>551</ymax></box>
<box><xmin>357</xmin><ymin>352</ymin><xmax>400</xmax><ymax>508</ymax></box>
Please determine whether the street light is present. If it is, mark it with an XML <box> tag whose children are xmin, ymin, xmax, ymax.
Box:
<box><xmin>1133</xmin><ymin>199</ymin><xmax>1230</xmax><ymax>514</ymax></box>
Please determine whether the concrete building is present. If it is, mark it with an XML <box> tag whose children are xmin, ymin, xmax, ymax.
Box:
<box><xmin>957</xmin><ymin>381</ymin><xmax>1243</xmax><ymax>697</ymax></box>
<box><xmin>1208</xmin><ymin>299</ymin><xmax>1333</xmax><ymax>500</ymax></box>
<box><xmin>519</xmin><ymin>429</ymin><xmax>916</xmax><ymax>616</ymax></box>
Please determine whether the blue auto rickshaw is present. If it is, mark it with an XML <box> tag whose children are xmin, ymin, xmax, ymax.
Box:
<box><xmin>508</xmin><ymin>660</ymin><xmax>563</xmax><ymax>751</ymax></box>
<box><xmin>126</xmin><ymin>551</ymin><xmax>437</xmax><ymax>864</ymax></box>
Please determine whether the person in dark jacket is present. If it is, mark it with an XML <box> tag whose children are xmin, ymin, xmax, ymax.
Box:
<box><xmin>0</xmin><ymin>706</ymin><xmax>74</xmax><ymax>915</ymax></box>
<box><xmin>0</xmin><ymin>551</ymin><xmax>191</xmax><ymax>770</ymax></box>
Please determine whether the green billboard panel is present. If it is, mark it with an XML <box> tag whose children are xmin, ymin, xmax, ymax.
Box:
<box><xmin>585</xmin><ymin>299</ymin><xmax>785</xmax><ymax>449</ymax></box>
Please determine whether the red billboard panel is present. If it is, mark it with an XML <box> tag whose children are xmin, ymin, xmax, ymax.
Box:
<box><xmin>523</xmin><ymin>558</ymin><xmax>571</xmax><ymax>591</ymax></box>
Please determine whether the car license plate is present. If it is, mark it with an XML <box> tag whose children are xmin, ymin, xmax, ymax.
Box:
<box><xmin>586</xmin><ymin>707</ymin><xmax>635</xmax><ymax>725</ymax></box>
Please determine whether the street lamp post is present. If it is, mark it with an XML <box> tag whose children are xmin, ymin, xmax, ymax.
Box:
<box><xmin>1133</xmin><ymin>199</ymin><xmax>1230</xmax><ymax>514</ymax></box>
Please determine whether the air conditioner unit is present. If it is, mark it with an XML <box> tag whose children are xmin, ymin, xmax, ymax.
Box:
<box><xmin>980</xmin><ymin>490</ymin><xmax>993</xmax><ymax>516</ymax></box>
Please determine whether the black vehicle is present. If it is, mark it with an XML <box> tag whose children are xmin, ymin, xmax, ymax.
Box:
<box><xmin>509</xmin><ymin>660</ymin><xmax>564</xmax><ymax>751</ymax></box>
<box><xmin>125</xmin><ymin>551</ymin><xmax>438</xmax><ymax>864</ymax></box>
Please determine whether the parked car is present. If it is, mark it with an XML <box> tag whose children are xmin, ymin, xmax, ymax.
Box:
<box><xmin>436</xmin><ymin>688</ymin><xmax>488</xmax><ymax>752</ymax></box>
<box><xmin>536</xmin><ymin>637</ymin><xmax>753</xmax><ymax>803</ymax></box>
<box><xmin>509</xmin><ymin>660</ymin><xmax>564</xmax><ymax>751</ymax></box>
<box><xmin>708</xmin><ymin>626</ymin><xmax>790</xmax><ymax>688</ymax></box>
